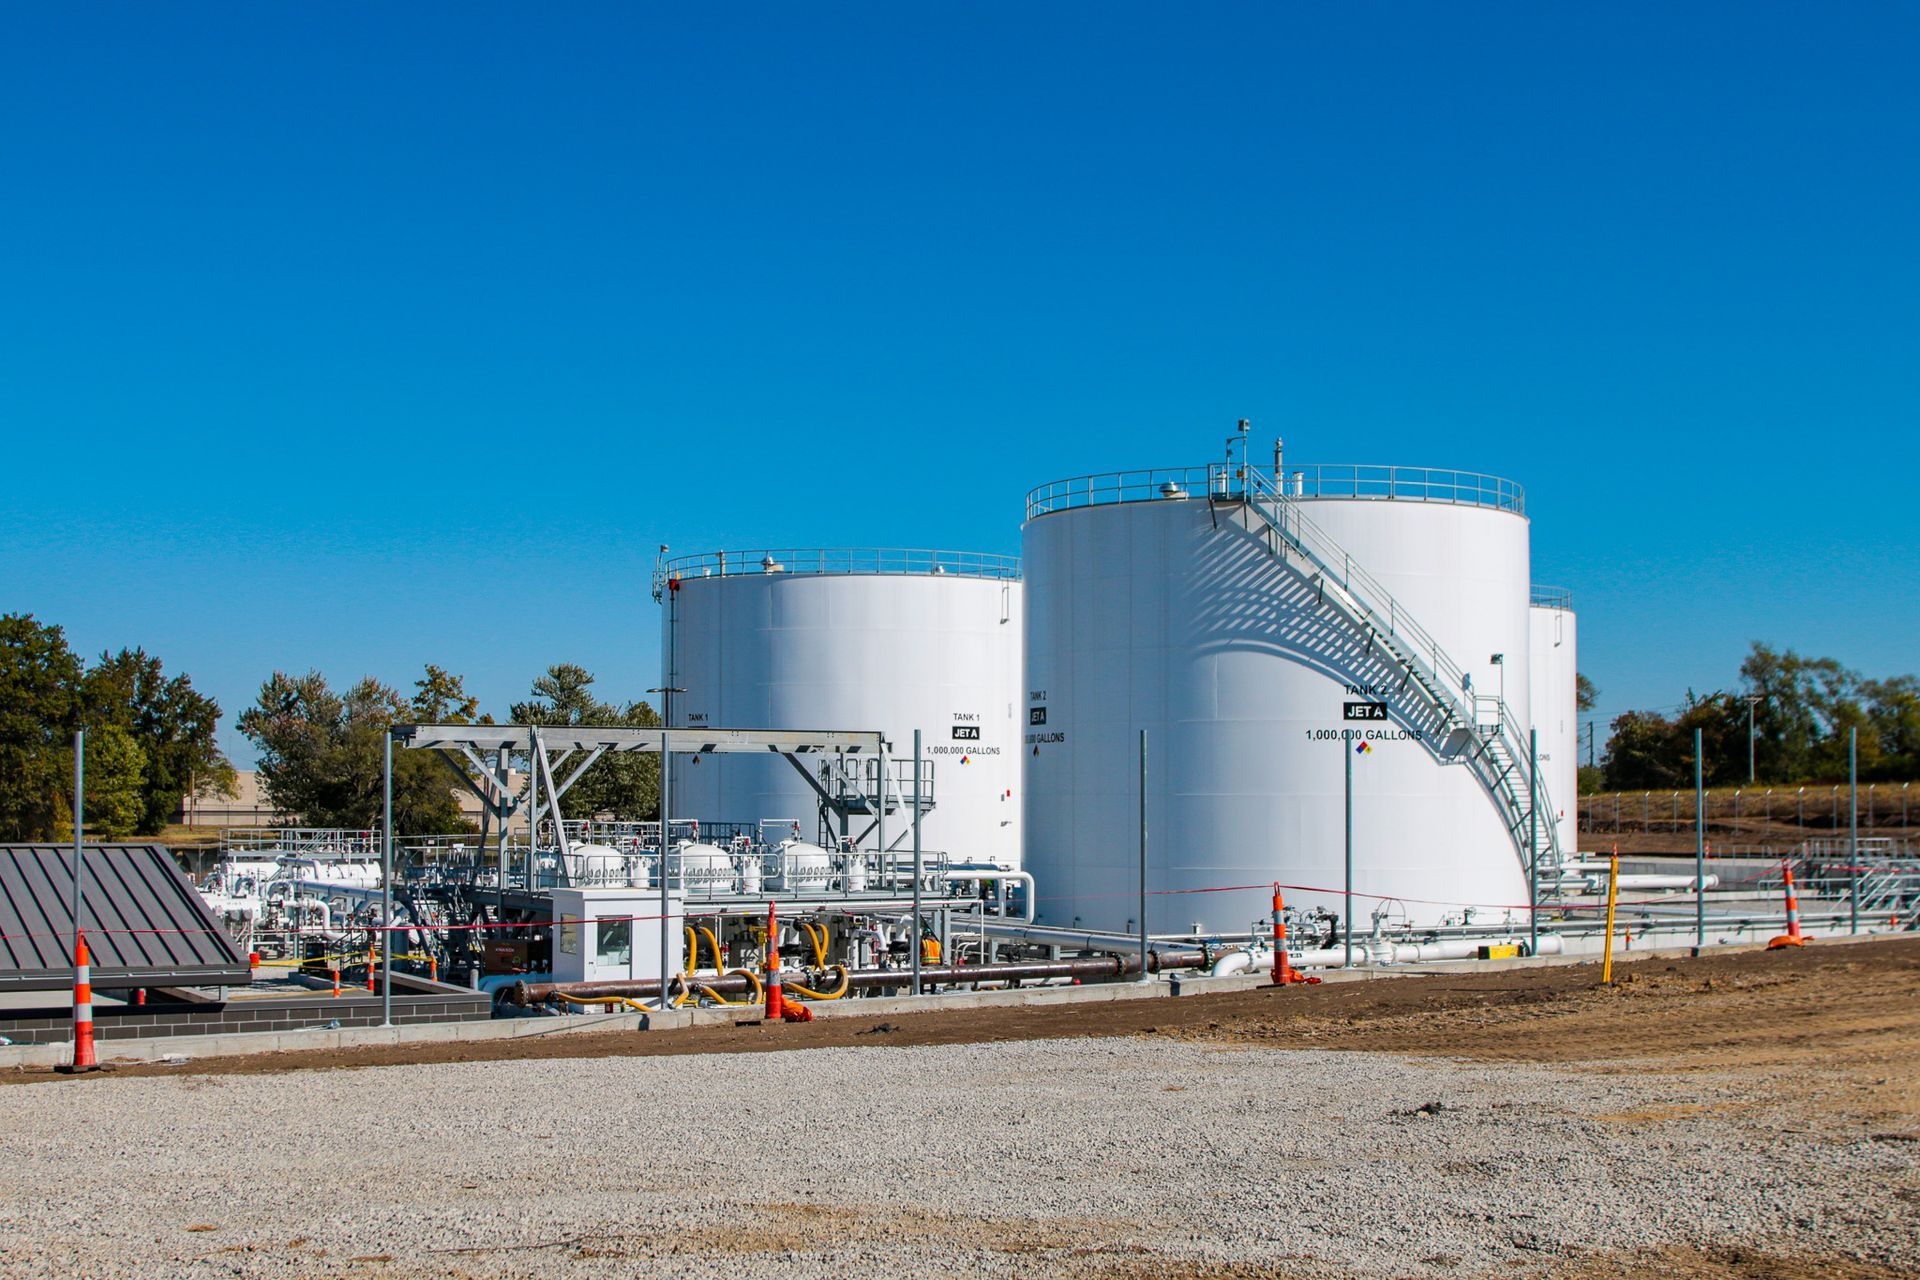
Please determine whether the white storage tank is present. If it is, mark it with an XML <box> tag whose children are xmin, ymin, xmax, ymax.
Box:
<box><xmin>1022</xmin><ymin>455</ymin><xmax>1551</xmax><ymax>937</ymax></box>
<box><xmin>660</xmin><ymin>549</ymin><xmax>1023</xmax><ymax>866</ymax></box>
<box><xmin>1528</xmin><ymin>589</ymin><xmax>1579</xmax><ymax>860</ymax></box>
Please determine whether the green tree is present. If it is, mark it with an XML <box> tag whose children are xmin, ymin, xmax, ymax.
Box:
<box><xmin>411</xmin><ymin>664</ymin><xmax>484</xmax><ymax>724</ymax></box>
<box><xmin>511</xmin><ymin>664</ymin><xmax>661</xmax><ymax>819</ymax></box>
<box><xmin>1673</xmin><ymin>691</ymin><xmax>1747</xmax><ymax>787</ymax></box>
<box><xmin>83</xmin><ymin>647</ymin><xmax>234</xmax><ymax>833</ymax></box>
<box><xmin>1600</xmin><ymin>709</ymin><xmax>1685</xmax><ymax>791</ymax></box>
<box><xmin>0</xmin><ymin>614</ymin><xmax>84</xmax><ymax>841</ymax></box>
<box><xmin>79</xmin><ymin>724</ymin><xmax>148</xmax><ymax>839</ymax></box>
<box><xmin>1576</xmin><ymin>673</ymin><xmax>1597</xmax><ymax>714</ymax></box>
<box><xmin>1862</xmin><ymin>676</ymin><xmax>1920</xmax><ymax>781</ymax></box>
<box><xmin>1739</xmin><ymin>644</ymin><xmax>1852</xmax><ymax>782</ymax></box>
<box><xmin>238</xmin><ymin>669</ymin><xmax>474</xmax><ymax>835</ymax></box>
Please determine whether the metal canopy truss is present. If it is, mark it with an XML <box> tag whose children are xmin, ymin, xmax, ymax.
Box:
<box><xmin>393</xmin><ymin>724</ymin><xmax>901</xmax><ymax>881</ymax></box>
<box><xmin>396</xmin><ymin>725</ymin><xmax>887</xmax><ymax>756</ymax></box>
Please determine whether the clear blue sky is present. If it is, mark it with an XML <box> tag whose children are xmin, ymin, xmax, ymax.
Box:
<box><xmin>3</xmin><ymin>3</ymin><xmax>1916</xmax><ymax>767</ymax></box>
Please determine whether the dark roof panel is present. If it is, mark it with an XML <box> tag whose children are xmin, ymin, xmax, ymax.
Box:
<box><xmin>0</xmin><ymin>845</ymin><xmax>250</xmax><ymax>992</ymax></box>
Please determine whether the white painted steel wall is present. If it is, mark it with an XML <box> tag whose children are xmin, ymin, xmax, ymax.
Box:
<box><xmin>664</xmin><ymin>567</ymin><xmax>1023</xmax><ymax>865</ymax></box>
<box><xmin>1022</xmin><ymin>492</ymin><xmax>1535</xmax><ymax>936</ymax></box>
<box><xmin>1528</xmin><ymin>603</ymin><xmax>1579</xmax><ymax>857</ymax></box>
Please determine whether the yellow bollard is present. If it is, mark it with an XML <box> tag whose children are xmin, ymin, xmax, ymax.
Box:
<box><xmin>1601</xmin><ymin>849</ymin><xmax>1621</xmax><ymax>985</ymax></box>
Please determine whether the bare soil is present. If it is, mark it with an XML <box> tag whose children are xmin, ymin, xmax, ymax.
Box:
<box><xmin>17</xmin><ymin>936</ymin><xmax>1920</xmax><ymax>1132</ymax></box>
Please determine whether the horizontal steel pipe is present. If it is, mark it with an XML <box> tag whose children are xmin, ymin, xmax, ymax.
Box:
<box><xmin>508</xmin><ymin>947</ymin><xmax>1211</xmax><ymax>1007</ymax></box>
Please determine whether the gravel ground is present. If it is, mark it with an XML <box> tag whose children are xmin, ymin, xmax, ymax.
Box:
<box><xmin>0</xmin><ymin>1039</ymin><xmax>1913</xmax><ymax>1279</ymax></box>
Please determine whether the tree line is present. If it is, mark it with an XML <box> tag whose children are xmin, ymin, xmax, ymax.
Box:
<box><xmin>1</xmin><ymin>611</ymin><xmax>665</xmax><ymax>840</ymax></box>
<box><xmin>0</xmin><ymin>614</ymin><xmax>233</xmax><ymax>840</ymax></box>
<box><xmin>1596</xmin><ymin>643</ymin><xmax>1920</xmax><ymax>791</ymax></box>
<box><xmin>237</xmin><ymin>662</ymin><xmax>661</xmax><ymax>835</ymax></box>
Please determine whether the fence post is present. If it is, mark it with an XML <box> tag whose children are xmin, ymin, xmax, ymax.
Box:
<box><xmin>1694</xmin><ymin>729</ymin><xmax>1706</xmax><ymax>950</ymax></box>
<box><xmin>1849</xmin><ymin>729</ymin><xmax>1859</xmax><ymax>936</ymax></box>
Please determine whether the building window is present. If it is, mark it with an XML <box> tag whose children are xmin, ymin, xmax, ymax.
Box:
<box><xmin>596</xmin><ymin>919</ymin><xmax>631</xmax><ymax>966</ymax></box>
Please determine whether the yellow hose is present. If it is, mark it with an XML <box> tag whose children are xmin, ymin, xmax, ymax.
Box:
<box><xmin>550</xmin><ymin>992</ymin><xmax>650</xmax><ymax>1011</ymax></box>
<box><xmin>728</xmin><ymin>967</ymin><xmax>764</xmax><ymax>1005</ymax></box>
<box><xmin>784</xmin><ymin>964</ymin><xmax>850</xmax><ymax>1000</ymax></box>
<box><xmin>258</xmin><ymin>952</ymin><xmax>364</xmax><ymax>969</ymax></box>
<box><xmin>684</xmin><ymin>926</ymin><xmax>698</xmax><ymax>971</ymax></box>
<box><xmin>700</xmin><ymin>926</ymin><xmax>724</xmax><ymax>972</ymax></box>
<box><xmin>802</xmin><ymin>922</ymin><xmax>828</xmax><ymax>967</ymax></box>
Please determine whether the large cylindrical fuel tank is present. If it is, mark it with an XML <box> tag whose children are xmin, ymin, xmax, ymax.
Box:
<box><xmin>1528</xmin><ymin>590</ymin><xmax>1580</xmax><ymax>860</ymax></box>
<box><xmin>1022</xmin><ymin>462</ymin><xmax>1539</xmax><ymax>935</ymax></box>
<box><xmin>661</xmin><ymin>549</ymin><xmax>1023</xmax><ymax>866</ymax></box>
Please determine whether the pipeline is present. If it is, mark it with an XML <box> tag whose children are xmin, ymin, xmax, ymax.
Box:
<box><xmin>508</xmin><ymin>948</ymin><xmax>1209</xmax><ymax>1007</ymax></box>
<box><xmin>1208</xmin><ymin>935</ymin><xmax>1565</xmax><ymax>976</ymax></box>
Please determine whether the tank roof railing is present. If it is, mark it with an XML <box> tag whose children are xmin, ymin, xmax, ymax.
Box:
<box><xmin>659</xmin><ymin>547</ymin><xmax>1021</xmax><ymax>585</ymax></box>
<box><xmin>1025</xmin><ymin>462</ymin><xmax>1526</xmax><ymax>521</ymax></box>
<box><xmin>1530</xmin><ymin>584</ymin><xmax>1573</xmax><ymax>610</ymax></box>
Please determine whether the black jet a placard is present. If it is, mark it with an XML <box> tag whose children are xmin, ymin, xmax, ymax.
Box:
<box><xmin>952</xmin><ymin>725</ymin><xmax>980</xmax><ymax>741</ymax></box>
<box><xmin>1343</xmin><ymin>701</ymin><xmax>1389</xmax><ymax>721</ymax></box>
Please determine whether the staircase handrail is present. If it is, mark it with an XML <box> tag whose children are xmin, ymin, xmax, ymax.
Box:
<box><xmin>1220</xmin><ymin>464</ymin><xmax>1562</xmax><ymax>876</ymax></box>
<box><xmin>1228</xmin><ymin>466</ymin><xmax>1473</xmax><ymax>722</ymax></box>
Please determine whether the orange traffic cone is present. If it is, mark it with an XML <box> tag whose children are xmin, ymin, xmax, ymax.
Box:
<box><xmin>1269</xmin><ymin>887</ymin><xmax>1321</xmax><ymax>986</ymax></box>
<box><xmin>764</xmin><ymin>901</ymin><xmax>785</xmax><ymax>1021</ymax></box>
<box><xmin>1767</xmin><ymin>868</ymin><xmax>1809</xmax><ymax>950</ymax></box>
<box><xmin>56</xmin><ymin>929</ymin><xmax>99</xmax><ymax>1075</ymax></box>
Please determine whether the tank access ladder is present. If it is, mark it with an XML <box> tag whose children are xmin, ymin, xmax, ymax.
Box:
<box><xmin>1209</xmin><ymin>463</ymin><xmax>1564</xmax><ymax>888</ymax></box>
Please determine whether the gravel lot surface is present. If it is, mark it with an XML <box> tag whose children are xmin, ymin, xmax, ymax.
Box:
<box><xmin>1</xmin><ymin>1038</ymin><xmax>1914</xmax><ymax>1279</ymax></box>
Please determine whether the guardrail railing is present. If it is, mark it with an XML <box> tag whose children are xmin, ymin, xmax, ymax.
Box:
<box><xmin>1530</xmin><ymin>584</ymin><xmax>1573</xmax><ymax>609</ymax></box>
<box><xmin>659</xmin><ymin>547</ymin><xmax>1021</xmax><ymax>585</ymax></box>
<box><xmin>1025</xmin><ymin>462</ymin><xmax>1525</xmax><ymax>521</ymax></box>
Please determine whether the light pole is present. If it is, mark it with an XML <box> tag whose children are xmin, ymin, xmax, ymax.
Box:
<box><xmin>648</xmin><ymin>685</ymin><xmax>685</xmax><ymax>1009</ymax></box>
<box><xmin>71</xmin><ymin>728</ymin><xmax>84</xmax><ymax>966</ymax></box>
<box><xmin>912</xmin><ymin>730</ymin><xmax>923</xmax><ymax>997</ymax></box>
<box><xmin>1138</xmin><ymin>730</ymin><xmax>1149</xmax><ymax>985</ymax></box>
<box><xmin>1744</xmin><ymin>695</ymin><xmax>1763</xmax><ymax>783</ymax></box>
<box><xmin>381</xmin><ymin>730</ymin><xmax>393</xmax><ymax>1027</ymax></box>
